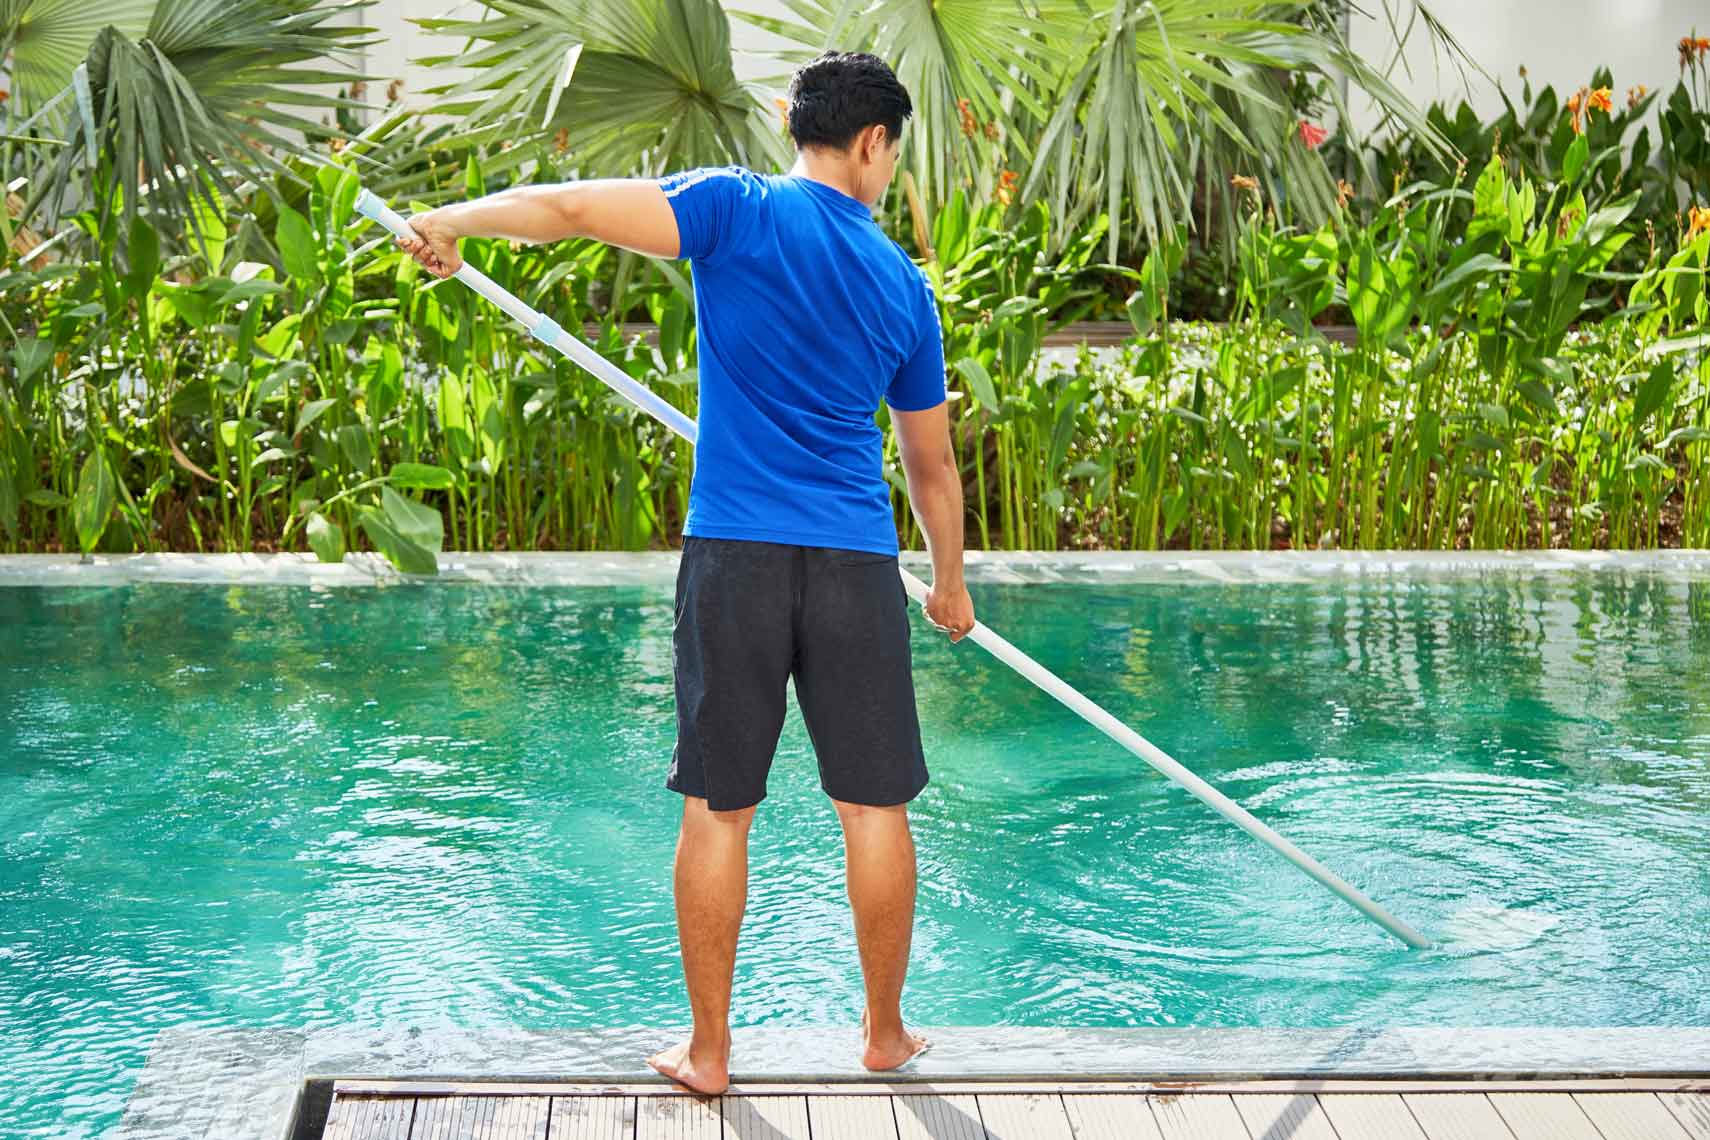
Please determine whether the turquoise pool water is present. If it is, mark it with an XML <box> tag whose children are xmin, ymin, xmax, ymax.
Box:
<box><xmin>3</xmin><ymin>566</ymin><xmax>1708</xmax><ymax>1136</ymax></box>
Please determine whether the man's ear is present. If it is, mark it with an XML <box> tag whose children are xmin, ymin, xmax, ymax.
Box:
<box><xmin>863</xmin><ymin>123</ymin><xmax>890</xmax><ymax>163</ymax></box>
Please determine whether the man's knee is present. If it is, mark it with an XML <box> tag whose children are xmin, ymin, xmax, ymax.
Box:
<box><xmin>682</xmin><ymin>794</ymin><xmax>759</xmax><ymax>829</ymax></box>
<box><xmin>830</xmin><ymin>797</ymin><xmax>908</xmax><ymax>828</ymax></box>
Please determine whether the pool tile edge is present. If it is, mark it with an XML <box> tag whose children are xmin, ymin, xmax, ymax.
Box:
<box><xmin>12</xmin><ymin>548</ymin><xmax>1710</xmax><ymax>590</ymax></box>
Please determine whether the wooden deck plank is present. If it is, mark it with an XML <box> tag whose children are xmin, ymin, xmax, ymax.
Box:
<box><xmin>1317</xmin><ymin>1094</ymin><xmax>1430</xmax><ymax>1140</ymax></box>
<box><xmin>1232</xmin><ymin>1094</ymin><xmax>1339</xmax><ymax>1140</ymax></box>
<box><xmin>721</xmin><ymin>1094</ymin><xmax>811</xmax><ymax>1139</ymax></box>
<box><xmin>976</xmin><ymin>1093</ymin><xmax>1076</xmax><ymax>1140</ymax></box>
<box><xmin>1061</xmin><ymin>1094</ymin><xmax>1167</xmax><ymax>1140</ymax></box>
<box><xmin>892</xmin><ymin>1093</ymin><xmax>985</xmax><ymax>1140</ymax></box>
<box><xmin>411</xmin><ymin>1096</ymin><xmax>488</xmax><ymax>1140</ymax></box>
<box><xmin>634</xmin><ymin>1094</ymin><xmax>722</xmax><ymax>1140</ymax></box>
<box><xmin>1487</xmin><ymin>1092</ymin><xmax>1603</xmax><ymax>1139</ymax></box>
<box><xmin>1401</xmin><ymin>1093</ymin><xmax>1516</xmax><ymax>1140</ymax></box>
<box><xmin>806</xmin><ymin>1094</ymin><xmax>901</xmax><ymax>1140</ymax></box>
<box><xmin>1572</xmin><ymin>1093</ymin><xmax>1694</xmax><ymax>1140</ymax></box>
<box><xmin>546</xmin><ymin>1096</ymin><xmax>634</xmax><ymax>1139</ymax></box>
<box><xmin>322</xmin><ymin>1093</ymin><xmax>414</xmax><ymax>1140</ymax></box>
<box><xmin>1660</xmin><ymin>1094</ymin><xmax>1710</xmax><ymax>1140</ymax></box>
<box><xmin>1149</xmin><ymin>1093</ymin><xmax>1253</xmax><ymax>1139</ymax></box>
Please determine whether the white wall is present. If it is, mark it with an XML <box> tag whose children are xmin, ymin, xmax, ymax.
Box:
<box><xmin>1344</xmin><ymin>0</ymin><xmax>1705</xmax><ymax>137</ymax></box>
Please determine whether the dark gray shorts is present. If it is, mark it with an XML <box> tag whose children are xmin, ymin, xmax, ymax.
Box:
<box><xmin>667</xmin><ymin>536</ymin><xmax>929</xmax><ymax>812</ymax></box>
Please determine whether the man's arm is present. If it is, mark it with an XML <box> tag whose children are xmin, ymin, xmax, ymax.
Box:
<box><xmin>394</xmin><ymin>180</ymin><xmax>681</xmax><ymax>277</ymax></box>
<box><xmin>892</xmin><ymin>401</ymin><xmax>975</xmax><ymax>642</ymax></box>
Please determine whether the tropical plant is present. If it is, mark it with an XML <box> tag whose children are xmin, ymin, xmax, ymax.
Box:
<box><xmin>414</xmin><ymin>0</ymin><xmax>786</xmax><ymax>181</ymax></box>
<box><xmin>1</xmin><ymin>0</ymin><xmax>373</xmax><ymax>255</ymax></box>
<box><xmin>735</xmin><ymin>0</ymin><xmax>1459</xmax><ymax>259</ymax></box>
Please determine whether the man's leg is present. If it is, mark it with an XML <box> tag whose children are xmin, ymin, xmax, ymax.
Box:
<box><xmin>833</xmin><ymin>798</ymin><xmax>930</xmax><ymax>1069</ymax></box>
<box><xmin>646</xmin><ymin>794</ymin><xmax>757</xmax><ymax>1094</ymax></box>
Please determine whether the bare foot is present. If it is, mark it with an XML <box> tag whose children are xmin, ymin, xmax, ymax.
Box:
<box><xmin>645</xmin><ymin>1037</ymin><xmax>730</xmax><ymax>1095</ymax></box>
<box><xmin>860</xmin><ymin>1008</ymin><xmax>931</xmax><ymax>1072</ymax></box>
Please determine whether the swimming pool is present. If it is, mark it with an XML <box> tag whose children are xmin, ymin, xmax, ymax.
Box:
<box><xmin>3</xmin><ymin>552</ymin><xmax>1708</xmax><ymax>1137</ymax></box>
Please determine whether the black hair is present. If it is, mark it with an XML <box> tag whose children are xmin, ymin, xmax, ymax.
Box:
<box><xmin>785</xmin><ymin>51</ymin><xmax>913</xmax><ymax>152</ymax></box>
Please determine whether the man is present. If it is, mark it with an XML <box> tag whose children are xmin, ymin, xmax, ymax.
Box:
<box><xmin>396</xmin><ymin>50</ymin><xmax>974</xmax><ymax>1096</ymax></box>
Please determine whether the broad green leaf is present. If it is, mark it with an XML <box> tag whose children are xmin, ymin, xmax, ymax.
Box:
<box><xmin>12</xmin><ymin>338</ymin><xmax>54</xmax><ymax>386</ymax></box>
<box><xmin>388</xmin><ymin>462</ymin><xmax>455</xmax><ymax>490</ymax></box>
<box><xmin>187</xmin><ymin>189</ymin><xmax>228</xmax><ymax>272</ymax></box>
<box><xmin>1632</xmin><ymin>361</ymin><xmax>1675</xmax><ymax>426</ymax></box>
<box><xmin>295</xmin><ymin>398</ymin><xmax>338</xmax><ymax>436</ymax></box>
<box><xmin>356</xmin><ymin>505</ymin><xmax>438</xmax><ymax>575</ymax></box>
<box><xmin>337</xmin><ymin>423</ymin><xmax>373</xmax><ymax>472</ymax></box>
<box><xmin>73</xmin><ymin>450</ymin><xmax>117</xmax><ymax>555</ymax></box>
<box><xmin>953</xmin><ymin>357</ymin><xmax>999</xmax><ymax>409</ymax></box>
<box><xmin>0</xmin><ymin>456</ymin><xmax>16</xmax><ymax>539</ymax></box>
<box><xmin>306</xmin><ymin>511</ymin><xmax>345</xmax><ymax>563</ymax></box>
<box><xmin>123</xmin><ymin>215</ymin><xmax>160</xmax><ymax>302</ymax></box>
<box><xmin>276</xmin><ymin>205</ymin><xmax>320</xmax><ymax>284</ymax></box>
<box><xmin>1562</xmin><ymin>133</ymin><xmax>1589</xmax><ymax>184</ymax></box>
<box><xmin>380</xmin><ymin>485</ymin><xmax>444</xmax><ymax>553</ymax></box>
<box><xmin>26</xmin><ymin>489</ymin><xmax>72</xmax><ymax>508</ymax></box>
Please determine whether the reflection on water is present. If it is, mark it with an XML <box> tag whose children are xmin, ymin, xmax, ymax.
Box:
<box><xmin>2</xmin><ymin>570</ymin><xmax>1708</xmax><ymax>1136</ymax></box>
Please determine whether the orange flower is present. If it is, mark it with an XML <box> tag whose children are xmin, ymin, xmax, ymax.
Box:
<box><xmin>553</xmin><ymin>126</ymin><xmax>569</xmax><ymax>154</ymax></box>
<box><xmin>0</xmin><ymin>88</ymin><xmax>10</xmax><ymax>106</ymax></box>
<box><xmin>1230</xmin><ymin>173</ymin><xmax>1259</xmax><ymax>194</ymax></box>
<box><xmin>1336</xmin><ymin>178</ymin><xmax>1355</xmax><ymax>208</ymax></box>
<box><xmin>957</xmin><ymin>97</ymin><xmax>978</xmax><ymax>139</ymax></box>
<box><xmin>1627</xmin><ymin>84</ymin><xmax>1649</xmax><ymax>109</ymax></box>
<box><xmin>1298</xmin><ymin>120</ymin><xmax>1328</xmax><ymax>149</ymax></box>
<box><xmin>1565</xmin><ymin>86</ymin><xmax>1614</xmax><ymax>135</ymax></box>
<box><xmin>774</xmin><ymin>97</ymin><xmax>789</xmax><ymax>129</ymax></box>
<box><xmin>386</xmin><ymin>78</ymin><xmax>404</xmax><ymax>104</ymax></box>
<box><xmin>1688</xmin><ymin>205</ymin><xmax>1710</xmax><ymax>243</ymax></box>
<box><xmin>983</xmin><ymin>120</ymin><xmax>1000</xmax><ymax>142</ymax></box>
<box><xmin>996</xmin><ymin>169</ymin><xmax>1019</xmax><ymax>206</ymax></box>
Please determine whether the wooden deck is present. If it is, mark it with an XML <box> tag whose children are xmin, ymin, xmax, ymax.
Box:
<box><xmin>321</xmin><ymin>1078</ymin><xmax>1710</xmax><ymax>1140</ymax></box>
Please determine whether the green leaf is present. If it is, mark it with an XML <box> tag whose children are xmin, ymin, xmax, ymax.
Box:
<box><xmin>73</xmin><ymin>450</ymin><xmax>117</xmax><ymax>555</ymax></box>
<box><xmin>356</xmin><ymin>505</ymin><xmax>438</xmax><ymax>575</ymax></box>
<box><xmin>1632</xmin><ymin>361</ymin><xmax>1675</xmax><ymax>426</ymax></box>
<box><xmin>26</xmin><ymin>489</ymin><xmax>72</xmax><ymax>508</ymax></box>
<box><xmin>381</xmin><ymin>485</ymin><xmax>444</xmax><ymax>554</ymax></box>
<box><xmin>0</xmin><ymin>456</ymin><xmax>16</xmax><ymax>540</ymax></box>
<box><xmin>276</xmin><ymin>205</ymin><xmax>320</xmax><ymax>284</ymax></box>
<box><xmin>305</xmin><ymin>510</ymin><xmax>345</xmax><ymax>563</ymax></box>
<box><xmin>1514</xmin><ymin>379</ymin><xmax>1560</xmax><ymax>417</ymax></box>
<box><xmin>12</xmin><ymin>338</ymin><xmax>53</xmax><ymax>386</ymax></box>
<box><xmin>1562</xmin><ymin>133</ymin><xmax>1589</xmax><ymax>184</ymax></box>
<box><xmin>953</xmin><ymin>357</ymin><xmax>1000</xmax><ymax>410</ymax></box>
<box><xmin>388</xmin><ymin>462</ymin><xmax>455</xmax><ymax>490</ymax></box>
<box><xmin>123</xmin><ymin>215</ymin><xmax>160</xmax><ymax>302</ymax></box>
<box><xmin>187</xmin><ymin>189</ymin><xmax>228</xmax><ymax>272</ymax></box>
<box><xmin>295</xmin><ymin>397</ymin><xmax>338</xmax><ymax>436</ymax></box>
<box><xmin>337</xmin><ymin>423</ymin><xmax>373</xmax><ymax>472</ymax></box>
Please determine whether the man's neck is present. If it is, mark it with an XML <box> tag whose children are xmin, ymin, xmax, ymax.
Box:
<box><xmin>789</xmin><ymin>151</ymin><xmax>867</xmax><ymax>205</ymax></box>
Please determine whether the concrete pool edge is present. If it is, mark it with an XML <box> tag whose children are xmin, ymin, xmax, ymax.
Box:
<box><xmin>9</xmin><ymin>548</ymin><xmax>1710</xmax><ymax>589</ymax></box>
<box><xmin>110</xmin><ymin>1024</ymin><xmax>1710</xmax><ymax>1139</ymax></box>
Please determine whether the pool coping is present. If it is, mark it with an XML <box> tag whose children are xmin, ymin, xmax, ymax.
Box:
<box><xmin>7</xmin><ymin>548</ymin><xmax>1710</xmax><ymax>590</ymax></box>
<box><xmin>109</xmin><ymin>1024</ymin><xmax>1710</xmax><ymax>1139</ymax></box>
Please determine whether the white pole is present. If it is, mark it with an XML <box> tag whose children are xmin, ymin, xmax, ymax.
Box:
<box><xmin>352</xmin><ymin>187</ymin><xmax>1432</xmax><ymax>950</ymax></box>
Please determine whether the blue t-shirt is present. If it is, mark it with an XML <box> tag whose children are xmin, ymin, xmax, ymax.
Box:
<box><xmin>657</xmin><ymin>166</ymin><xmax>946</xmax><ymax>556</ymax></box>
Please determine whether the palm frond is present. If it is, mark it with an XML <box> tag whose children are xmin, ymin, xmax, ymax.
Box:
<box><xmin>416</xmin><ymin>0</ymin><xmax>785</xmax><ymax>180</ymax></box>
